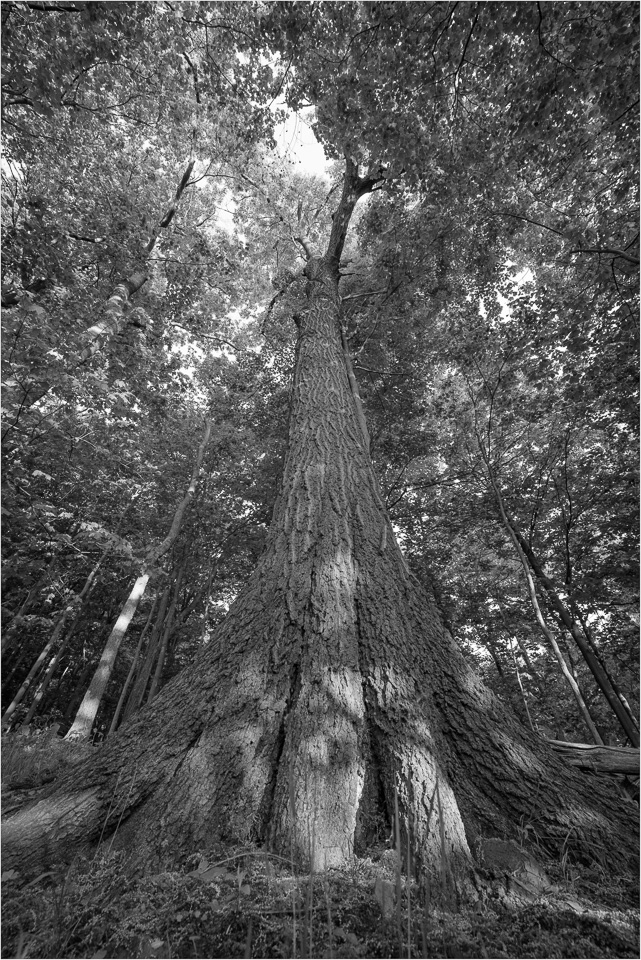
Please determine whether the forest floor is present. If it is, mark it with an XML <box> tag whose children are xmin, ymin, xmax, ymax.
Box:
<box><xmin>1</xmin><ymin>732</ymin><xmax>639</xmax><ymax>960</ymax></box>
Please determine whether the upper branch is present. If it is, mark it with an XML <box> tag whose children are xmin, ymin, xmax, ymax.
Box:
<box><xmin>326</xmin><ymin>157</ymin><xmax>384</xmax><ymax>266</ymax></box>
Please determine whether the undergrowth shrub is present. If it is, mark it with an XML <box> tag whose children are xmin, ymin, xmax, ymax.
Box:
<box><xmin>1</xmin><ymin>843</ymin><xmax>639</xmax><ymax>959</ymax></box>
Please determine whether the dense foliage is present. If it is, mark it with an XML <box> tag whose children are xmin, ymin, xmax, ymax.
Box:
<box><xmin>2</xmin><ymin>0</ymin><xmax>638</xmax><ymax>749</ymax></box>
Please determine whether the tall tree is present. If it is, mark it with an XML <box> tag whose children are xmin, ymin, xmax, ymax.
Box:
<box><xmin>2</xmin><ymin>159</ymin><xmax>635</xmax><ymax>884</ymax></box>
<box><xmin>2</xmin><ymin>0</ymin><xmax>637</xmax><ymax>888</ymax></box>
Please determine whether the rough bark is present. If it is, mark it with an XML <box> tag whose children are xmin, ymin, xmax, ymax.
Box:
<box><xmin>2</xmin><ymin>162</ymin><xmax>637</xmax><ymax>889</ymax></box>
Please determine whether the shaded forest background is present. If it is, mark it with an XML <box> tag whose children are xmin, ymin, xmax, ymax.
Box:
<box><xmin>1</xmin><ymin>0</ymin><xmax>638</xmax><ymax>751</ymax></box>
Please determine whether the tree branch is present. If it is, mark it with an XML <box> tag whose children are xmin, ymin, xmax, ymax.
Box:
<box><xmin>170</xmin><ymin>322</ymin><xmax>237</xmax><ymax>350</ymax></box>
<box><xmin>341</xmin><ymin>287</ymin><xmax>389</xmax><ymax>302</ymax></box>
<box><xmin>294</xmin><ymin>236</ymin><xmax>315</xmax><ymax>260</ymax></box>
<box><xmin>567</xmin><ymin>247</ymin><xmax>639</xmax><ymax>267</ymax></box>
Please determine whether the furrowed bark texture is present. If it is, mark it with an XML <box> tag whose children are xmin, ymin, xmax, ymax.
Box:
<box><xmin>3</xmin><ymin>166</ymin><xmax>637</xmax><ymax>887</ymax></box>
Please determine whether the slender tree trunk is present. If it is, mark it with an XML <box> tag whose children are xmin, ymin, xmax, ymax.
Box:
<box><xmin>200</xmin><ymin>566</ymin><xmax>216</xmax><ymax>643</ymax></box>
<box><xmin>18</xmin><ymin>537</ymin><xmax>114</xmax><ymax>729</ymax></box>
<box><xmin>2</xmin><ymin>602</ymin><xmax>77</xmax><ymax>728</ymax></box>
<box><xmin>512</xmin><ymin>634</ymin><xmax>545</xmax><ymax>697</ymax></box>
<box><xmin>475</xmin><ymin>438</ymin><xmax>605</xmax><ymax>745</ymax></box>
<box><xmin>2</xmin><ymin>161</ymin><xmax>636</xmax><ymax>886</ymax></box>
<box><xmin>3</xmin><ymin>499</ymin><xmax>129</xmax><ymax>719</ymax></box>
<box><xmin>20</xmin><ymin>590</ymin><xmax>93</xmax><ymax>729</ymax></box>
<box><xmin>509</xmin><ymin>640</ymin><xmax>535</xmax><ymax>733</ymax></box>
<box><xmin>62</xmin><ymin>661</ymin><xmax>95</xmax><ymax>726</ymax></box>
<box><xmin>2</xmin><ymin>647</ymin><xmax>34</xmax><ymax>695</ymax></box>
<box><xmin>108</xmin><ymin>597</ymin><xmax>158</xmax><ymax>737</ymax></box>
<box><xmin>511</xmin><ymin>523</ymin><xmax>639</xmax><ymax>746</ymax></box>
<box><xmin>572</xmin><ymin>602</ymin><xmax>639</xmax><ymax>734</ymax></box>
<box><xmin>484</xmin><ymin>633</ymin><xmax>505</xmax><ymax>679</ymax></box>
<box><xmin>78</xmin><ymin>159</ymin><xmax>195</xmax><ymax>366</ymax></box>
<box><xmin>64</xmin><ymin>573</ymin><xmax>151</xmax><ymax>742</ymax></box>
<box><xmin>505</xmin><ymin>453</ymin><xmax>636</xmax><ymax>740</ymax></box>
<box><xmin>147</xmin><ymin>563</ymin><xmax>185</xmax><ymax>702</ymax></box>
<box><xmin>495</xmin><ymin>602</ymin><xmax>547</xmax><ymax>697</ymax></box>
<box><xmin>1</xmin><ymin>581</ymin><xmax>42</xmax><ymax>655</ymax></box>
<box><xmin>122</xmin><ymin>585</ymin><xmax>171</xmax><ymax>722</ymax></box>
<box><xmin>64</xmin><ymin>419</ymin><xmax>211</xmax><ymax>742</ymax></box>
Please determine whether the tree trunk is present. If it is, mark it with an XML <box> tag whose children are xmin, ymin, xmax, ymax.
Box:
<box><xmin>474</xmin><ymin>441</ymin><xmax>605</xmax><ymax>746</ymax></box>
<box><xmin>572</xmin><ymin>603</ymin><xmax>638</xmax><ymax>729</ymax></box>
<box><xmin>108</xmin><ymin>597</ymin><xmax>158</xmax><ymax>737</ymax></box>
<box><xmin>547</xmin><ymin>740</ymin><xmax>640</xmax><ymax>777</ymax></box>
<box><xmin>147</xmin><ymin>562</ymin><xmax>185</xmax><ymax>702</ymax></box>
<box><xmin>63</xmin><ymin>419</ymin><xmax>211</xmax><ymax>741</ymax></box>
<box><xmin>19</xmin><ymin>540</ymin><xmax>111</xmax><ymax>729</ymax></box>
<box><xmin>2</xmin><ymin>600</ymin><xmax>78</xmax><ymax>728</ymax></box>
<box><xmin>2</xmin><ymin>161</ymin><xmax>636</xmax><ymax>887</ymax></box>
<box><xmin>1</xmin><ymin>581</ymin><xmax>42</xmax><ymax>655</ymax></box>
<box><xmin>121</xmin><ymin>585</ymin><xmax>171</xmax><ymax>722</ymax></box>
<box><xmin>20</xmin><ymin>603</ymin><xmax>86</xmax><ymax>729</ymax></box>
<box><xmin>64</xmin><ymin>573</ymin><xmax>151</xmax><ymax>741</ymax></box>
<box><xmin>62</xmin><ymin>661</ymin><xmax>95</xmax><ymax>727</ymax></box>
<box><xmin>508</xmin><ymin>640</ymin><xmax>535</xmax><ymax>732</ymax></box>
<box><xmin>511</xmin><ymin>526</ymin><xmax>639</xmax><ymax>746</ymax></box>
<box><xmin>77</xmin><ymin>159</ymin><xmax>195</xmax><ymax>366</ymax></box>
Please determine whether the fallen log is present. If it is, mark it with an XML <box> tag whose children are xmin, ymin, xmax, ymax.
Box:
<box><xmin>547</xmin><ymin>739</ymin><xmax>640</xmax><ymax>776</ymax></box>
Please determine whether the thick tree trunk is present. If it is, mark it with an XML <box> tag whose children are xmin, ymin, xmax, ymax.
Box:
<box><xmin>2</xmin><ymin>163</ymin><xmax>636</xmax><ymax>888</ymax></box>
